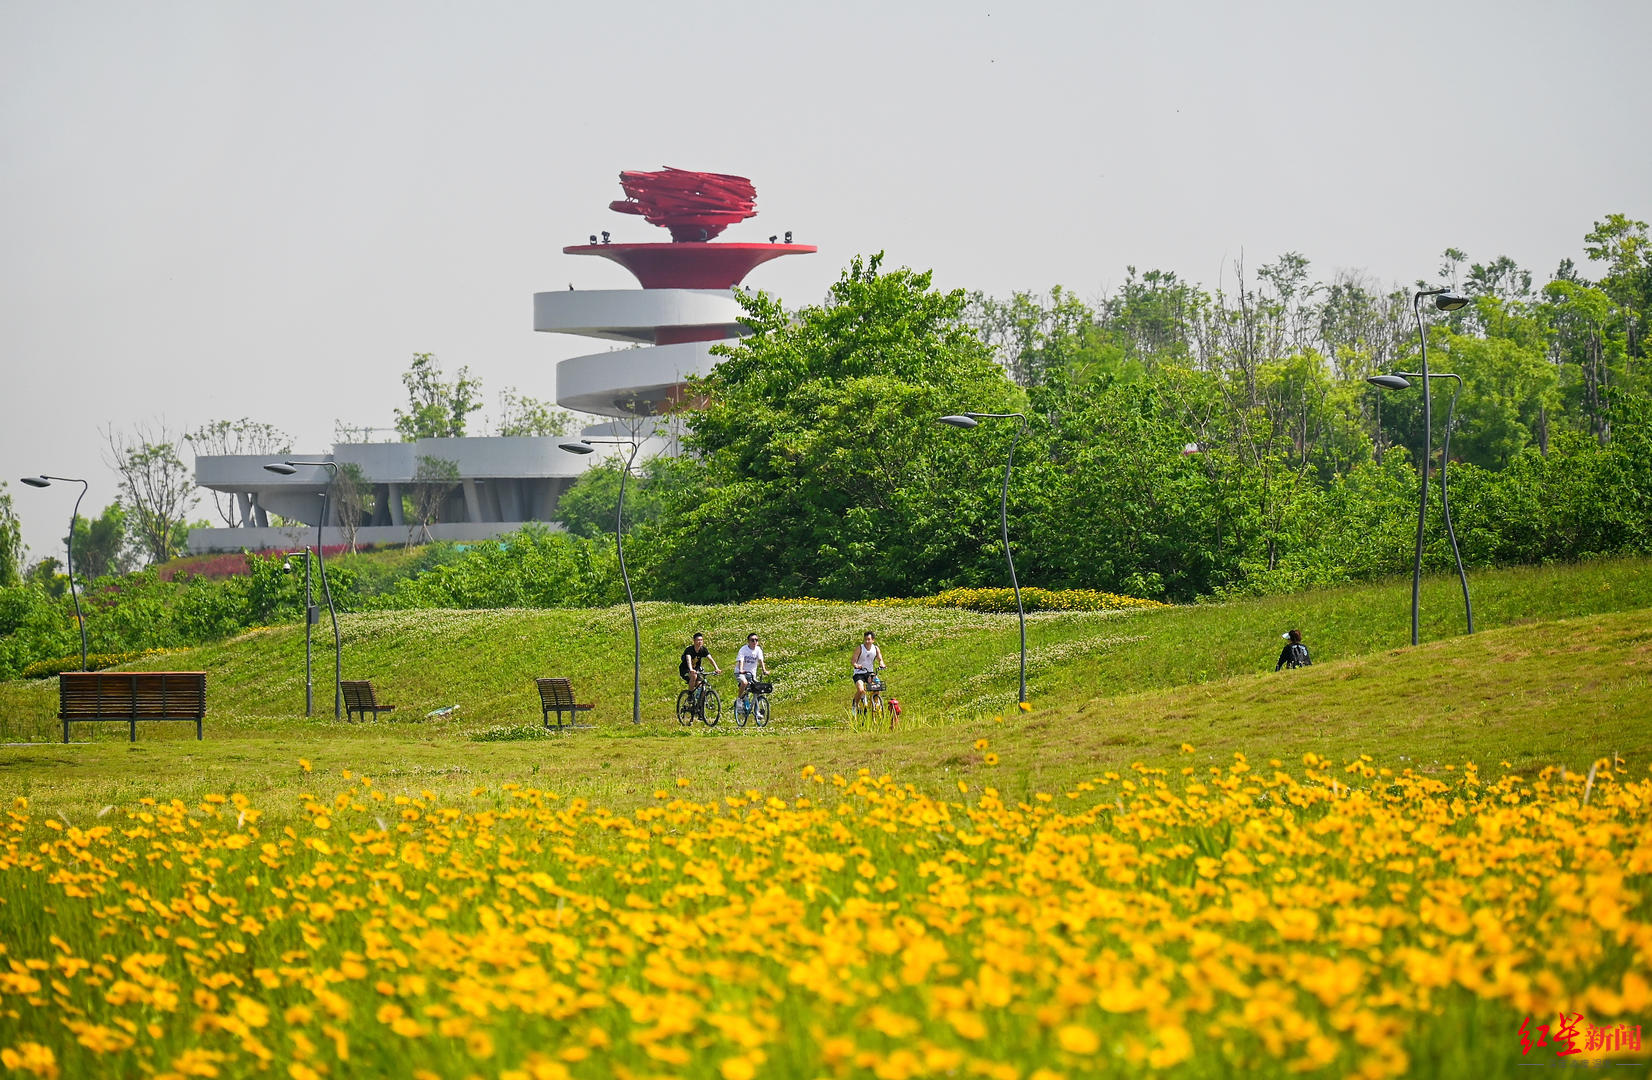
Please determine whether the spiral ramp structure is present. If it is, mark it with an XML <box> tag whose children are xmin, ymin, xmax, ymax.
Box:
<box><xmin>533</xmin><ymin>287</ymin><xmax>747</xmax><ymax>418</ymax></box>
<box><xmin>534</xmin><ymin>240</ymin><xmax>815</xmax><ymax>425</ymax></box>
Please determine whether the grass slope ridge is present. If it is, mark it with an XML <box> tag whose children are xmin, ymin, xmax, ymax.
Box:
<box><xmin>4</xmin><ymin>557</ymin><xmax>1649</xmax><ymax>738</ymax></box>
<box><xmin>1</xmin><ymin>559</ymin><xmax>1648</xmax><ymax>819</ymax></box>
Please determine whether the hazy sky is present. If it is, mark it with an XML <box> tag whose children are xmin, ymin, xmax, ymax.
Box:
<box><xmin>4</xmin><ymin>0</ymin><xmax>1649</xmax><ymax>561</ymax></box>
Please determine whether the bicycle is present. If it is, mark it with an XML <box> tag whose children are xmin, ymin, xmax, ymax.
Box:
<box><xmin>733</xmin><ymin>676</ymin><xmax>772</xmax><ymax>729</ymax></box>
<box><xmin>676</xmin><ymin>671</ymin><xmax>721</xmax><ymax>727</ymax></box>
<box><xmin>853</xmin><ymin>671</ymin><xmax>887</xmax><ymax>725</ymax></box>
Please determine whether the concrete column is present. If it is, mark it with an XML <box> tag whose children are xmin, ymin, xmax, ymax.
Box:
<box><xmin>236</xmin><ymin>492</ymin><xmax>253</xmax><ymax>527</ymax></box>
<box><xmin>461</xmin><ymin>479</ymin><xmax>484</xmax><ymax>523</ymax></box>
<box><xmin>251</xmin><ymin>495</ymin><xmax>269</xmax><ymax>528</ymax></box>
<box><xmin>530</xmin><ymin>478</ymin><xmax>556</xmax><ymax>521</ymax></box>
<box><xmin>498</xmin><ymin>479</ymin><xmax>523</xmax><ymax>522</ymax></box>
<box><xmin>386</xmin><ymin>483</ymin><xmax>404</xmax><ymax>526</ymax></box>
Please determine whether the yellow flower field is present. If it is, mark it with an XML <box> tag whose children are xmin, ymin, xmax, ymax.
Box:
<box><xmin>1</xmin><ymin>752</ymin><xmax>1647</xmax><ymax>1078</ymax></box>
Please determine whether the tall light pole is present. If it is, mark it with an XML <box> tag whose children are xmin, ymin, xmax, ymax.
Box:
<box><xmin>19</xmin><ymin>476</ymin><xmax>89</xmax><ymax>672</ymax></box>
<box><xmin>561</xmin><ymin>437</ymin><xmax>643</xmax><ymax>724</ymax></box>
<box><xmin>283</xmin><ymin>550</ymin><xmax>316</xmax><ymax>715</ymax></box>
<box><xmin>938</xmin><ymin>412</ymin><xmax>1029</xmax><ymax>705</ymax></box>
<box><xmin>1374</xmin><ymin>286</ymin><xmax>1470</xmax><ymax>646</ymax></box>
<box><xmin>264</xmin><ymin>461</ymin><xmax>343</xmax><ymax>718</ymax></box>
<box><xmin>1367</xmin><ymin>369</ymin><xmax>1474</xmax><ymax>639</ymax></box>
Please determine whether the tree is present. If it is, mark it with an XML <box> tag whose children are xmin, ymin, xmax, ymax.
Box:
<box><xmin>104</xmin><ymin>424</ymin><xmax>197</xmax><ymax>565</ymax></box>
<box><xmin>407</xmin><ymin>456</ymin><xmax>460</xmax><ymax>547</ymax></box>
<box><xmin>23</xmin><ymin>557</ymin><xmax>66</xmax><ymax>598</ymax></box>
<box><xmin>68</xmin><ymin>503</ymin><xmax>133</xmax><ymax>580</ymax></box>
<box><xmin>183</xmin><ymin>419</ymin><xmax>292</xmax><ymax>525</ymax></box>
<box><xmin>0</xmin><ymin>481</ymin><xmax>22</xmax><ymax>587</ymax></box>
<box><xmin>645</xmin><ymin>254</ymin><xmax>1021</xmax><ymax>601</ymax></box>
<box><xmin>494</xmin><ymin>387</ymin><xmax>576</xmax><ymax>437</ymax></box>
<box><xmin>554</xmin><ymin>457</ymin><xmax>679</xmax><ymax>539</ymax></box>
<box><xmin>1583</xmin><ymin>213</ymin><xmax>1651</xmax><ymax>363</ymax></box>
<box><xmin>332</xmin><ymin>463</ymin><xmax>371</xmax><ymax>553</ymax></box>
<box><xmin>395</xmin><ymin>353</ymin><xmax>482</xmax><ymax>441</ymax></box>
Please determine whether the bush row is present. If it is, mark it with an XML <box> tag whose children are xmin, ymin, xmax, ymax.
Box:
<box><xmin>752</xmin><ymin>586</ymin><xmax>1168</xmax><ymax>613</ymax></box>
<box><xmin>21</xmin><ymin>648</ymin><xmax>186</xmax><ymax>679</ymax></box>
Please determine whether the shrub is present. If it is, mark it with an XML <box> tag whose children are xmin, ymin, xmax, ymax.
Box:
<box><xmin>752</xmin><ymin>586</ymin><xmax>1168</xmax><ymax>613</ymax></box>
<box><xmin>468</xmin><ymin>724</ymin><xmax>557</xmax><ymax>742</ymax></box>
<box><xmin>21</xmin><ymin>648</ymin><xmax>187</xmax><ymax>679</ymax></box>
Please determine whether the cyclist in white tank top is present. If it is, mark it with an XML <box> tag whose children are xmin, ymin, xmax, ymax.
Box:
<box><xmin>851</xmin><ymin>631</ymin><xmax>885</xmax><ymax>710</ymax></box>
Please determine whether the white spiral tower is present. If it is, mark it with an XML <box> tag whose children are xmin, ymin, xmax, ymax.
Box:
<box><xmin>533</xmin><ymin>168</ymin><xmax>814</xmax><ymax>426</ymax></box>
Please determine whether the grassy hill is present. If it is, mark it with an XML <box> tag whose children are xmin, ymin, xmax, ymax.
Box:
<box><xmin>1</xmin><ymin>557</ymin><xmax>1649</xmax><ymax>818</ymax></box>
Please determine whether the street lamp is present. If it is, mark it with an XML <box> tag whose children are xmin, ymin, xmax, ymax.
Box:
<box><xmin>561</xmin><ymin>437</ymin><xmax>643</xmax><ymax>724</ymax></box>
<box><xmin>264</xmin><ymin>460</ymin><xmax>343</xmax><ymax>718</ymax></box>
<box><xmin>938</xmin><ymin>412</ymin><xmax>1029</xmax><ymax>705</ymax></box>
<box><xmin>1377</xmin><ymin>285</ymin><xmax>1470</xmax><ymax>646</ymax></box>
<box><xmin>19</xmin><ymin>475</ymin><xmax>89</xmax><ymax>672</ymax></box>
<box><xmin>282</xmin><ymin>550</ymin><xmax>317</xmax><ymax>715</ymax></box>
<box><xmin>1366</xmin><ymin>369</ymin><xmax>1473</xmax><ymax>641</ymax></box>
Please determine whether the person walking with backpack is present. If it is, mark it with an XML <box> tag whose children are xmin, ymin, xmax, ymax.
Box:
<box><xmin>1276</xmin><ymin>629</ymin><xmax>1312</xmax><ymax>671</ymax></box>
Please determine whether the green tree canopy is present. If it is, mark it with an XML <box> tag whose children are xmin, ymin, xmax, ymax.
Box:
<box><xmin>68</xmin><ymin>502</ymin><xmax>133</xmax><ymax>581</ymax></box>
<box><xmin>0</xmin><ymin>481</ymin><xmax>22</xmax><ymax>588</ymax></box>
<box><xmin>642</xmin><ymin>254</ymin><xmax>1022</xmax><ymax>601</ymax></box>
<box><xmin>395</xmin><ymin>353</ymin><xmax>482</xmax><ymax>441</ymax></box>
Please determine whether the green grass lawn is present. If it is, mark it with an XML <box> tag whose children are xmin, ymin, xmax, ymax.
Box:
<box><xmin>1</xmin><ymin>557</ymin><xmax>1649</xmax><ymax>819</ymax></box>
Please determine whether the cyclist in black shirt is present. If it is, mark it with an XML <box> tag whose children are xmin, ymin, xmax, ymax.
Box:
<box><xmin>680</xmin><ymin>632</ymin><xmax>720</xmax><ymax>692</ymax></box>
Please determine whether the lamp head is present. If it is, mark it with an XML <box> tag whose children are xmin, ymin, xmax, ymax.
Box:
<box><xmin>938</xmin><ymin>414</ymin><xmax>980</xmax><ymax>429</ymax></box>
<box><xmin>263</xmin><ymin>462</ymin><xmax>298</xmax><ymax>475</ymax></box>
<box><xmin>1434</xmin><ymin>291</ymin><xmax>1469</xmax><ymax>312</ymax></box>
<box><xmin>559</xmin><ymin>443</ymin><xmax>596</xmax><ymax>455</ymax></box>
<box><xmin>20</xmin><ymin>476</ymin><xmax>51</xmax><ymax>488</ymax></box>
<box><xmin>1366</xmin><ymin>374</ymin><xmax>1412</xmax><ymax>391</ymax></box>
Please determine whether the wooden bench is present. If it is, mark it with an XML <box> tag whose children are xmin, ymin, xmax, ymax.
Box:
<box><xmin>341</xmin><ymin>681</ymin><xmax>396</xmax><ymax>721</ymax></box>
<box><xmin>58</xmin><ymin>671</ymin><xmax>206</xmax><ymax>743</ymax></box>
<box><xmin>536</xmin><ymin>678</ymin><xmax>594</xmax><ymax>729</ymax></box>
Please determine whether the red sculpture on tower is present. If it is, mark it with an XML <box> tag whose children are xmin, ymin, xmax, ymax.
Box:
<box><xmin>608</xmin><ymin>168</ymin><xmax>758</xmax><ymax>242</ymax></box>
<box><xmin>566</xmin><ymin>167</ymin><xmax>815</xmax><ymax>292</ymax></box>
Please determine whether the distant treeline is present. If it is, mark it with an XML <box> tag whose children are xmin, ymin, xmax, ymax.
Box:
<box><xmin>632</xmin><ymin>214</ymin><xmax>1652</xmax><ymax>601</ymax></box>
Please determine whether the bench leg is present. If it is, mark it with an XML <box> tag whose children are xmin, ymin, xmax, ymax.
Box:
<box><xmin>62</xmin><ymin>718</ymin><xmax>69</xmax><ymax>744</ymax></box>
<box><xmin>196</xmin><ymin>719</ymin><xmax>203</xmax><ymax>741</ymax></box>
<box><xmin>130</xmin><ymin>718</ymin><xmax>137</xmax><ymax>743</ymax></box>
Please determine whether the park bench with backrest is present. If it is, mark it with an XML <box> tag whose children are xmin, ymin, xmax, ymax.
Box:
<box><xmin>341</xmin><ymin>681</ymin><xmax>397</xmax><ymax>721</ymax></box>
<box><xmin>58</xmin><ymin>671</ymin><xmax>207</xmax><ymax>743</ymax></box>
<box><xmin>536</xmin><ymin>677</ymin><xmax>594</xmax><ymax>729</ymax></box>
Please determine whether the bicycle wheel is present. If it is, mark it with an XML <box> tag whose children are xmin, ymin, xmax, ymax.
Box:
<box><xmin>734</xmin><ymin>695</ymin><xmax>749</xmax><ymax>728</ymax></box>
<box><xmin>753</xmin><ymin>695</ymin><xmax>770</xmax><ymax>728</ymax></box>
<box><xmin>870</xmin><ymin>691</ymin><xmax>884</xmax><ymax>724</ymax></box>
<box><xmin>702</xmin><ymin>688</ymin><xmax>721</xmax><ymax>726</ymax></box>
<box><xmin>676</xmin><ymin>689</ymin><xmax>694</xmax><ymax>726</ymax></box>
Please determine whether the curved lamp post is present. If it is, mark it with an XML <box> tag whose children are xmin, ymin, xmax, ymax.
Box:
<box><xmin>264</xmin><ymin>461</ymin><xmax>343</xmax><ymax>718</ymax></box>
<box><xmin>561</xmin><ymin>437</ymin><xmax>643</xmax><ymax>724</ymax></box>
<box><xmin>282</xmin><ymin>550</ymin><xmax>316</xmax><ymax>715</ymax></box>
<box><xmin>1367</xmin><ymin>370</ymin><xmax>1473</xmax><ymax>641</ymax></box>
<box><xmin>938</xmin><ymin>412</ymin><xmax>1029</xmax><ymax>705</ymax></box>
<box><xmin>20</xmin><ymin>475</ymin><xmax>89</xmax><ymax>671</ymax></box>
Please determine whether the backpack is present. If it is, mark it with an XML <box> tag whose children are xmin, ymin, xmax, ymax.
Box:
<box><xmin>1286</xmin><ymin>643</ymin><xmax>1310</xmax><ymax>668</ymax></box>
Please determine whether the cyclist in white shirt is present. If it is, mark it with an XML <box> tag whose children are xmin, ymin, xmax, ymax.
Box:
<box><xmin>735</xmin><ymin>633</ymin><xmax>770</xmax><ymax>706</ymax></box>
<box><xmin>851</xmin><ymin>631</ymin><xmax>886</xmax><ymax>711</ymax></box>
